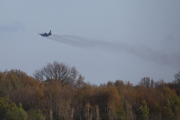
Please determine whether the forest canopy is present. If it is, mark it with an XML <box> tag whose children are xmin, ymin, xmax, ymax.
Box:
<box><xmin>0</xmin><ymin>61</ymin><xmax>180</xmax><ymax>120</ymax></box>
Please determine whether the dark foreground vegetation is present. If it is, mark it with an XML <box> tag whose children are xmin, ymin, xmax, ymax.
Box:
<box><xmin>0</xmin><ymin>61</ymin><xmax>180</xmax><ymax>120</ymax></box>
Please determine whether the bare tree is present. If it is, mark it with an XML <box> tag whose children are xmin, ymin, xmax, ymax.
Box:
<box><xmin>34</xmin><ymin>61</ymin><xmax>82</xmax><ymax>86</ymax></box>
<box><xmin>154</xmin><ymin>79</ymin><xmax>165</xmax><ymax>88</ymax></box>
<box><xmin>139</xmin><ymin>77</ymin><xmax>155</xmax><ymax>88</ymax></box>
<box><xmin>174</xmin><ymin>71</ymin><xmax>180</xmax><ymax>84</ymax></box>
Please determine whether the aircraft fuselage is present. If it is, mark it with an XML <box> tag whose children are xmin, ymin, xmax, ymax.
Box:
<box><xmin>38</xmin><ymin>30</ymin><xmax>52</xmax><ymax>37</ymax></box>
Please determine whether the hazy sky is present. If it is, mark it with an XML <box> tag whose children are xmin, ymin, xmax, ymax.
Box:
<box><xmin>0</xmin><ymin>0</ymin><xmax>180</xmax><ymax>85</ymax></box>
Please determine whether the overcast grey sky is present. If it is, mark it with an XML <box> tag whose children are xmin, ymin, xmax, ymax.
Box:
<box><xmin>0</xmin><ymin>0</ymin><xmax>180</xmax><ymax>85</ymax></box>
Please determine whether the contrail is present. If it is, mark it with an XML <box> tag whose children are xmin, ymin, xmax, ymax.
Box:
<box><xmin>0</xmin><ymin>22</ymin><xmax>24</xmax><ymax>33</ymax></box>
<box><xmin>47</xmin><ymin>34</ymin><xmax>179</xmax><ymax>68</ymax></box>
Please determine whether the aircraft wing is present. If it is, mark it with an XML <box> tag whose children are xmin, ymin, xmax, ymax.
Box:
<box><xmin>35</xmin><ymin>33</ymin><xmax>42</xmax><ymax>34</ymax></box>
<box><xmin>37</xmin><ymin>33</ymin><xmax>44</xmax><ymax>35</ymax></box>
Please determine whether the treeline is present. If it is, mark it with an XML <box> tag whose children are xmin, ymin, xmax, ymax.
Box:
<box><xmin>0</xmin><ymin>61</ymin><xmax>180</xmax><ymax>120</ymax></box>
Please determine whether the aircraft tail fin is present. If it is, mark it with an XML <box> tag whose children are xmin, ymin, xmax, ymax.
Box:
<box><xmin>49</xmin><ymin>30</ymin><xmax>51</xmax><ymax>35</ymax></box>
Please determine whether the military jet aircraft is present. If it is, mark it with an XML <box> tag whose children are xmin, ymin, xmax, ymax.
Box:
<box><xmin>35</xmin><ymin>30</ymin><xmax>52</xmax><ymax>37</ymax></box>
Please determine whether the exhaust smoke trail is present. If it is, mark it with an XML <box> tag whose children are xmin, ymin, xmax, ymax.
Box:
<box><xmin>47</xmin><ymin>34</ymin><xmax>179</xmax><ymax>68</ymax></box>
<box><xmin>0</xmin><ymin>22</ymin><xmax>24</xmax><ymax>33</ymax></box>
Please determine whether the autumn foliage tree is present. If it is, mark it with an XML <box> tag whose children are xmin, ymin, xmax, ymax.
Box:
<box><xmin>0</xmin><ymin>63</ymin><xmax>180</xmax><ymax>120</ymax></box>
